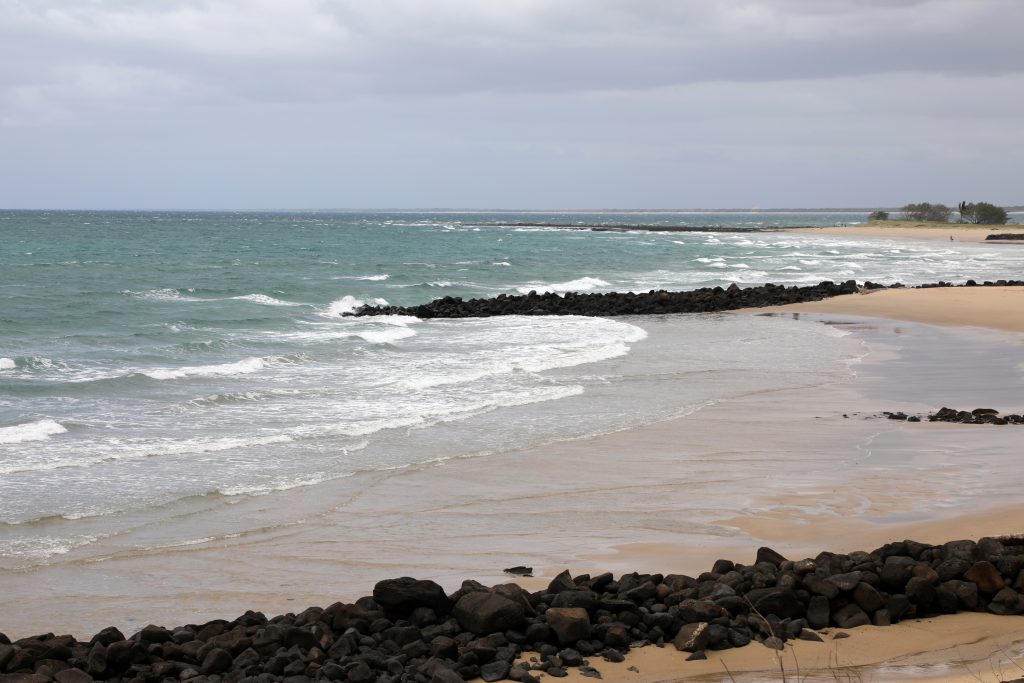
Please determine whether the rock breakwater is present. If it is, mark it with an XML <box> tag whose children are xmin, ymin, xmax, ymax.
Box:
<box><xmin>350</xmin><ymin>279</ymin><xmax>1024</xmax><ymax>319</ymax></box>
<box><xmin>3</xmin><ymin>537</ymin><xmax>1024</xmax><ymax>682</ymax></box>
<box><xmin>884</xmin><ymin>407</ymin><xmax>1024</xmax><ymax>425</ymax></box>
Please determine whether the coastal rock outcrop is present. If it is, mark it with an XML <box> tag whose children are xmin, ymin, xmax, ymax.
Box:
<box><xmin>3</xmin><ymin>536</ymin><xmax>1024</xmax><ymax>682</ymax></box>
<box><xmin>349</xmin><ymin>279</ymin><xmax>1024</xmax><ymax>320</ymax></box>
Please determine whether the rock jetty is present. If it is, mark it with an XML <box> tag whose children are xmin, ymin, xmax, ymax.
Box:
<box><xmin>985</xmin><ymin>234</ymin><xmax>1024</xmax><ymax>241</ymax></box>
<box><xmin>884</xmin><ymin>407</ymin><xmax>1024</xmax><ymax>425</ymax></box>
<box><xmin>350</xmin><ymin>279</ymin><xmax>1024</xmax><ymax>319</ymax></box>
<box><xmin>3</xmin><ymin>537</ymin><xmax>1024</xmax><ymax>682</ymax></box>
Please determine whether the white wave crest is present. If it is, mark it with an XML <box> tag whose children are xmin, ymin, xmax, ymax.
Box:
<box><xmin>229</xmin><ymin>294</ymin><xmax>298</xmax><ymax>306</ymax></box>
<box><xmin>127</xmin><ymin>288</ymin><xmax>200</xmax><ymax>302</ymax></box>
<box><xmin>356</xmin><ymin>327</ymin><xmax>417</xmax><ymax>344</ymax></box>
<box><xmin>0</xmin><ymin>358</ymin><xmax>15</xmax><ymax>371</ymax></box>
<box><xmin>0</xmin><ymin>419</ymin><xmax>67</xmax><ymax>444</ymax></box>
<box><xmin>354</xmin><ymin>274</ymin><xmax>389</xmax><ymax>281</ymax></box>
<box><xmin>320</xmin><ymin>296</ymin><xmax>387</xmax><ymax>318</ymax></box>
<box><xmin>142</xmin><ymin>357</ymin><xmax>267</xmax><ymax>381</ymax></box>
<box><xmin>516</xmin><ymin>276</ymin><xmax>610</xmax><ymax>295</ymax></box>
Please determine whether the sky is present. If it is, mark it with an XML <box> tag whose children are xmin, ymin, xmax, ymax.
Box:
<box><xmin>1</xmin><ymin>0</ymin><xmax>1022</xmax><ymax>210</ymax></box>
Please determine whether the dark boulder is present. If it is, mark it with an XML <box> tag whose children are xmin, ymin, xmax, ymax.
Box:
<box><xmin>545</xmin><ymin>608</ymin><xmax>591</xmax><ymax>645</ymax></box>
<box><xmin>373</xmin><ymin>577</ymin><xmax>452</xmax><ymax>618</ymax></box>
<box><xmin>454</xmin><ymin>592</ymin><xmax>525</xmax><ymax>636</ymax></box>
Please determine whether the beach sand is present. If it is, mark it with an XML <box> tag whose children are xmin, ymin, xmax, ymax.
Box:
<box><xmin>754</xmin><ymin>285</ymin><xmax>1024</xmax><ymax>333</ymax></box>
<box><xmin>3</xmin><ymin>287</ymin><xmax>1024</xmax><ymax>681</ymax></box>
<box><xmin>786</xmin><ymin>220</ymin><xmax>1022</xmax><ymax>243</ymax></box>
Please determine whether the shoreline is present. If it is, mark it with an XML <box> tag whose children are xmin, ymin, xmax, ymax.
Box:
<box><xmin>782</xmin><ymin>221</ymin><xmax>1022</xmax><ymax>244</ymax></box>
<box><xmin>3</xmin><ymin>285</ymin><xmax>1024</xmax><ymax>679</ymax></box>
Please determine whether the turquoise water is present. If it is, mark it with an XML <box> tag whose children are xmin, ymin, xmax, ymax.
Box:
<box><xmin>2</xmin><ymin>210</ymin><xmax>1023</xmax><ymax>543</ymax></box>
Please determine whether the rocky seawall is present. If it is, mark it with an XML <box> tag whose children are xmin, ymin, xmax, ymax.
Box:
<box><xmin>350</xmin><ymin>279</ymin><xmax>1024</xmax><ymax>319</ymax></box>
<box><xmin>3</xmin><ymin>537</ymin><xmax>1024</xmax><ymax>683</ymax></box>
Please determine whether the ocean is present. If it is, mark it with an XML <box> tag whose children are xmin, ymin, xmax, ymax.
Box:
<box><xmin>2</xmin><ymin>210</ymin><xmax>1024</xmax><ymax>576</ymax></box>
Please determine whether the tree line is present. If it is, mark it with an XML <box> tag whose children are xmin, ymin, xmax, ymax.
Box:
<box><xmin>869</xmin><ymin>201</ymin><xmax>1009</xmax><ymax>225</ymax></box>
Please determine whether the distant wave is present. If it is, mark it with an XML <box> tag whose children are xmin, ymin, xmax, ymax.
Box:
<box><xmin>0</xmin><ymin>357</ymin><xmax>15</xmax><ymax>371</ymax></box>
<box><xmin>228</xmin><ymin>293</ymin><xmax>300</xmax><ymax>306</ymax></box>
<box><xmin>142</xmin><ymin>356</ymin><xmax>267</xmax><ymax>381</ymax></box>
<box><xmin>126</xmin><ymin>289</ymin><xmax>299</xmax><ymax>307</ymax></box>
<box><xmin>0</xmin><ymin>419</ymin><xmax>67</xmax><ymax>444</ymax></box>
<box><xmin>515</xmin><ymin>276</ymin><xmax>610</xmax><ymax>295</ymax></box>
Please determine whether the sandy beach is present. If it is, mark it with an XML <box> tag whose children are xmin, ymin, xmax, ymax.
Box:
<box><xmin>787</xmin><ymin>220</ymin><xmax>1023</xmax><ymax>243</ymax></box>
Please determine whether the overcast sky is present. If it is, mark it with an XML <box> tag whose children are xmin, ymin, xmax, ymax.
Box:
<box><xmin>1</xmin><ymin>0</ymin><xmax>1022</xmax><ymax>210</ymax></box>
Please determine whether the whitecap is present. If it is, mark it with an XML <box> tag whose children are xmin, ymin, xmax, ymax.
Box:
<box><xmin>492</xmin><ymin>262</ymin><xmax>512</xmax><ymax>267</ymax></box>
<box><xmin>0</xmin><ymin>419</ymin><xmax>67</xmax><ymax>444</ymax></box>
<box><xmin>515</xmin><ymin>276</ymin><xmax>610</xmax><ymax>295</ymax></box>
<box><xmin>0</xmin><ymin>358</ymin><xmax>15</xmax><ymax>371</ymax></box>
<box><xmin>320</xmin><ymin>295</ymin><xmax>366</xmax><ymax>317</ymax></box>
<box><xmin>356</xmin><ymin>327</ymin><xmax>417</xmax><ymax>344</ymax></box>
<box><xmin>142</xmin><ymin>357</ymin><xmax>267</xmax><ymax>381</ymax></box>
<box><xmin>229</xmin><ymin>294</ymin><xmax>299</xmax><ymax>306</ymax></box>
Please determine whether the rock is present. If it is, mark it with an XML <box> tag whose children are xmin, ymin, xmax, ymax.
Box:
<box><xmin>504</xmin><ymin>566</ymin><xmax>533</xmax><ymax>577</ymax></box>
<box><xmin>454</xmin><ymin>591</ymin><xmax>525</xmax><ymax>635</ymax></box>
<box><xmin>745</xmin><ymin>588</ymin><xmax>802</xmax><ymax>619</ymax></box>
<box><xmin>685</xmin><ymin>650</ymin><xmax>707</xmax><ymax>661</ymax></box>
<box><xmin>579</xmin><ymin>664</ymin><xmax>602</xmax><ymax>678</ymax></box>
<box><xmin>833</xmin><ymin>604</ymin><xmax>870</xmax><ymax>629</ymax></box>
<box><xmin>546</xmin><ymin>608</ymin><xmax>591</xmax><ymax>645</ymax></box>
<box><xmin>987</xmin><ymin>588</ymin><xmax>1024</xmax><ymax>616</ymax></box>
<box><xmin>798</xmin><ymin>631</ymin><xmax>823</xmax><ymax>642</ymax></box>
<box><xmin>54</xmin><ymin>671</ymin><xmax>93</xmax><ymax>683</ymax></box>
<box><xmin>0</xmin><ymin>645</ymin><xmax>14</xmax><ymax>672</ymax></box>
<box><xmin>88</xmin><ymin>627</ymin><xmax>125</xmax><ymax>647</ymax></box>
<box><xmin>547</xmin><ymin>570</ymin><xmax>577</xmax><ymax>594</ymax></box>
<box><xmin>825</xmin><ymin>571</ymin><xmax>862</xmax><ymax>592</ymax></box>
<box><xmin>199</xmin><ymin>648</ymin><xmax>232</xmax><ymax>675</ymax></box>
<box><xmin>480</xmin><ymin>660</ymin><xmax>510</xmax><ymax>682</ymax></box>
<box><xmin>756</xmin><ymin>547</ymin><xmax>787</xmax><ymax>567</ymax></box>
<box><xmin>965</xmin><ymin>561</ymin><xmax>1006</xmax><ymax>594</ymax></box>
<box><xmin>373</xmin><ymin>577</ymin><xmax>452</xmax><ymax>618</ymax></box>
<box><xmin>852</xmin><ymin>582</ymin><xmax>885</xmax><ymax>613</ymax></box>
<box><xmin>763</xmin><ymin>636</ymin><xmax>785</xmax><ymax>650</ymax></box>
<box><xmin>905</xmin><ymin>577</ymin><xmax>936</xmax><ymax>607</ymax></box>
<box><xmin>803</xmin><ymin>574</ymin><xmax>840</xmax><ymax>599</ymax></box>
<box><xmin>347</xmin><ymin>662</ymin><xmax>375</xmax><ymax>683</ymax></box>
<box><xmin>551</xmin><ymin>590</ymin><xmax>599</xmax><ymax>613</ymax></box>
<box><xmin>672</xmin><ymin>623</ymin><xmax>710</xmax><ymax>653</ymax></box>
<box><xmin>429</xmin><ymin>667</ymin><xmax>464</xmax><ymax>683</ymax></box>
<box><xmin>676</xmin><ymin>600</ymin><xmax>727</xmax><ymax>623</ymax></box>
<box><xmin>805</xmin><ymin>595</ymin><xmax>830</xmax><ymax>630</ymax></box>
<box><xmin>943</xmin><ymin>580</ymin><xmax>979</xmax><ymax>609</ymax></box>
<box><xmin>559</xmin><ymin>648</ymin><xmax>584</xmax><ymax>667</ymax></box>
<box><xmin>887</xmin><ymin>594</ymin><xmax>913</xmax><ymax>622</ymax></box>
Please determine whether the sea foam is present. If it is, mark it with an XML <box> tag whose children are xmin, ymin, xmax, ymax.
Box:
<box><xmin>0</xmin><ymin>419</ymin><xmax>67</xmax><ymax>444</ymax></box>
<box><xmin>0</xmin><ymin>358</ymin><xmax>15</xmax><ymax>371</ymax></box>
<box><xmin>142</xmin><ymin>357</ymin><xmax>267</xmax><ymax>381</ymax></box>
